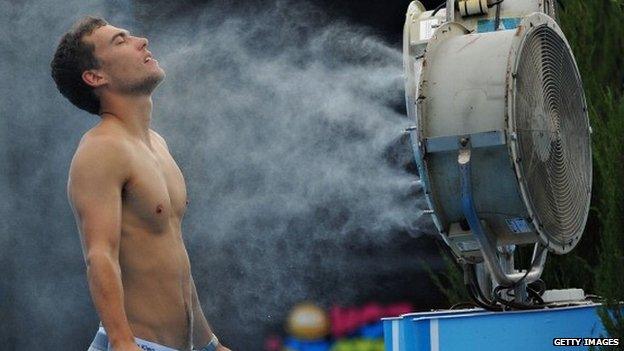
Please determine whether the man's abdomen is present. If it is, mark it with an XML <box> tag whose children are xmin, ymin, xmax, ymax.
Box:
<box><xmin>119</xmin><ymin>228</ymin><xmax>193</xmax><ymax>350</ymax></box>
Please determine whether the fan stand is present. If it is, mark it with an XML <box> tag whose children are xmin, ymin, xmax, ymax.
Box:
<box><xmin>458</xmin><ymin>136</ymin><xmax>548</xmax><ymax>307</ymax></box>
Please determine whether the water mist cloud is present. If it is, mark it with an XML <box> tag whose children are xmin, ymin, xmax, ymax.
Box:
<box><xmin>143</xmin><ymin>1</ymin><xmax>428</xmax><ymax>345</ymax></box>
<box><xmin>152</xmin><ymin>2</ymin><xmax>420</xmax><ymax>242</ymax></box>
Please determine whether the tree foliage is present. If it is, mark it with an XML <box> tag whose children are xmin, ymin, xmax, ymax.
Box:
<box><xmin>559</xmin><ymin>0</ymin><xmax>624</xmax><ymax>346</ymax></box>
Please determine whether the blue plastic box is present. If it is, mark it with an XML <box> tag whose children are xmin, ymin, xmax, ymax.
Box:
<box><xmin>383</xmin><ymin>304</ymin><xmax>609</xmax><ymax>351</ymax></box>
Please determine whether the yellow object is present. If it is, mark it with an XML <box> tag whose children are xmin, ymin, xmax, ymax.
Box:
<box><xmin>286</xmin><ymin>302</ymin><xmax>330</xmax><ymax>340</ymax></box>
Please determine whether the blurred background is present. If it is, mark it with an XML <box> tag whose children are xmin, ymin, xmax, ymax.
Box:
<box><xmin>1</xmin><ymin>0</ymin><xmax>622</xmax><ymax>350</ymax></box>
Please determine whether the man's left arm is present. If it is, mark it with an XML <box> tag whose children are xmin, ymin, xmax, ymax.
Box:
<box><xmin>191</xmin><ymin>275</ymin><xmax>231</xmax><ymax>351</ymax></box>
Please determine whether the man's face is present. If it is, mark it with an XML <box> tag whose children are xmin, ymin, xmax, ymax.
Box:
<box><xmin>84</xmin><ymin>24</ymin><xmax>165</xmax><ymax>95</ymax></box>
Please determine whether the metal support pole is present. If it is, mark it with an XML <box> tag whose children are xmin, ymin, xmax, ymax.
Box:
<box><xmin>458</xmin><ymin>138</ymin><xmax>548</xmax><ymax>288</ymax></box>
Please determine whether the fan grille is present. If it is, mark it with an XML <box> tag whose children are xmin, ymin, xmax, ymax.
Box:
<box><xmin>514</xmin><ymin>24</ymin><xmax>591</xmax><ymax>252</ymax></box>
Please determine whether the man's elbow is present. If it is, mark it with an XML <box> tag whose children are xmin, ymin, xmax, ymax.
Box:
<box><xmin>85</xmin><ymin>251</ymin><xmax>118</xmax><ymax>273</ymax></box>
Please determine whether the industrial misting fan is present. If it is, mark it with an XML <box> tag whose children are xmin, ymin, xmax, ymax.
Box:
<box><xmin>403</xmin><ymin>0</ymin><xmax>592</xmax><ymax>310</ymax></box>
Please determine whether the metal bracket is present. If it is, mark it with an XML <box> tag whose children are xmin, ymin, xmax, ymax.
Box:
<box><xmin>426</xmin><ymin>130</ymin><xmax>505</xmax><ymax>154</ymax></box>
<box><xmin>405</xmin><ymin>126</ymin><xmax>446</xmax><ymax>235</ymax></box>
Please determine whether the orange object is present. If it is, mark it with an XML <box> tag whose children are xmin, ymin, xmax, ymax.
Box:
<box><xmin>286</xmin><ymin>302</ymin><xmax>331</xmax><ymax>340</ymax></box>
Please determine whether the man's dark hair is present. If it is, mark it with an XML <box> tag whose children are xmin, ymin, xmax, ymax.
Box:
<box><xmin>51</xmin><ymin>16</ymin><xmax>108</xmax><ymax>115</ymax></box>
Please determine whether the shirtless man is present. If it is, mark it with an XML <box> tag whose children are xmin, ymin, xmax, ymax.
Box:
<box><xmin>50</xmin><ymin>17</ymin><xmax>230</xmax><ymax>351</ymax></box>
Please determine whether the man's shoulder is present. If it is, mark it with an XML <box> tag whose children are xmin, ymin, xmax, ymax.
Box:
<box><xmin>71</xmin><ymin>127</ymin><xmax>133</xmax><ymax>173</ymax></box>
<box><xmin>78</xmin><ymin>122</ymin><xmax>132</xmax><ymax>152</ymax></box>
<box><xmin>149</xmin><ymin>128</ymin><xmax>169</xmax><ymax>150</ymax></box>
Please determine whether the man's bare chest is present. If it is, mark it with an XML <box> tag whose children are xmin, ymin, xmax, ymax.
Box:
<box><xmin>121</xmin><ymin>145</ymin><xmax>188</xmax><ymax>232</ymax></box>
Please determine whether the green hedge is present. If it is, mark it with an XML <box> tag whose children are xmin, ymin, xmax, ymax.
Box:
<box><xmin>559</xmin><ymin>0</ymin><xmax>624</xmax><ymax>346</ymax></box>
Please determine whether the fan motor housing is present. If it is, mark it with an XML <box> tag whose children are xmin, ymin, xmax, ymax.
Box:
<box><xmin>447</xmin><ymin>0</ymin><xmax>558</xmax><ymax>32</ymax></box>
<box><xmin>409</xmin><ymin>12</ymin><xmax>591</xmax><ymax>257</ymax></box>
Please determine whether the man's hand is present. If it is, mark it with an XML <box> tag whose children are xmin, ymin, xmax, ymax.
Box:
<box><xmin>111</xmin><ymin>341</ymin><xmax>143</xmax><ymax>351</ymax></box>
<box><xmin>194</xmin><ymin>341</ymin><xmax>232</xmax><ymax>351</ymax></box>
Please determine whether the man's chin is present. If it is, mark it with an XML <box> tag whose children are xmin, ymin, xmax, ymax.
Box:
<box><xmin>150</xmin><ymin>70</ymin><xmax>166</xmax><ymax>88</ymax></box>
<box><xmin>126</xmin><ymin>72</ymin><xmax>166</xmax><ymax>95</ymax></box>
<box><xmin>157</xmin><ymin>69</ymin><xmax>166</xmax><ymax>83</ymax></box>
<box><xmin>154</xmin><ymin>65</ymin><xmax>166</xmax><ymax>79</ymax></box>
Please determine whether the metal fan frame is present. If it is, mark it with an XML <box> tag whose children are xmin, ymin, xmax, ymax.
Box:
<box><xmin>506</xmin><ymin>13</ymin><xmax>592</xmax><ymax>255</ymax></box>
<box><xmin>405</xmin><ymin>12</ymin><xmax>591</xmax><ymax>290</ymax></box>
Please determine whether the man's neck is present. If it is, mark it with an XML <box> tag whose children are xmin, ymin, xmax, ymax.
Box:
<box><xmin>99</xmin><ymin>93</ymin><xmax>154</xmax><ymax>146</ymax></box>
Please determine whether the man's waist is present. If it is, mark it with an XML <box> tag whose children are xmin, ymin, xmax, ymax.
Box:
<box><xmin>125</xmin><ymin>314</ymin><xmax>191</xmax><ymax>349</ymax></box>
<box><xmin>92</xmin><ymin>326</ymin><xmax>181</xmax><ymax>351</ymax></box>
<box><xmin>92</xmin><ymin>326</ymin><xmax>219</xmax><ymax>351</ymax></box>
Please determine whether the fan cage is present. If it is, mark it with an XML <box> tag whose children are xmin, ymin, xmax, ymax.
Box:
<box><xmin>513</xmin><ymin>24</ymin><xmax>591</xmax><ymax>253</ymax></box>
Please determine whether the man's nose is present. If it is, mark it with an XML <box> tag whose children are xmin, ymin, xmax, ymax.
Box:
<box><xmin>137</xmin><ymin>36</ymin><xmax>148</xmax><ymax>50</ymax></box>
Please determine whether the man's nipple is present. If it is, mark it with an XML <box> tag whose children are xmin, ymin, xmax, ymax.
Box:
<box><xmin>156</xmin><ymin>204</ymin><xmax>164</xmax><ymax>214</ymax></box>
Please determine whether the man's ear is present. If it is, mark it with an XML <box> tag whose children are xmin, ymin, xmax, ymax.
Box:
<box><xmin>82</xmin><ymin>69</ymin><xmax>107</xmax><ymax>88</ymax></box>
